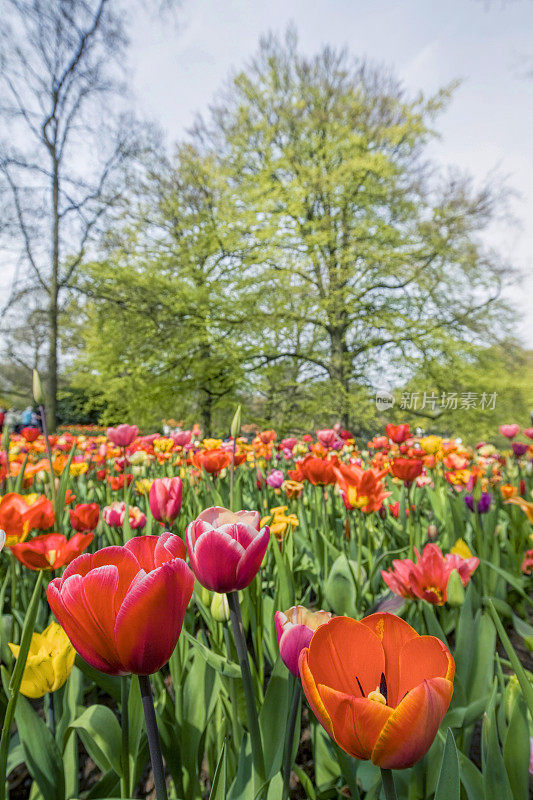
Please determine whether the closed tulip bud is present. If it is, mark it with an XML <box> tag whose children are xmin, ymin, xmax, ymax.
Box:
<box><xmin>427</xmin><ymin>523</ymin><xmax>438</xmax><ymax>541</ymax></box>
<box><xmin>9</xmin><ymin>622</ymin><xmax>75</xmax><ymax>698</ymax></box>
<box><xmin>446</xmin><ymin>569</ymin><xmax>465</xmax><ymax>607</ymax></box>
<box><xmin>325</xmin><ymin>554</ymin><xmax>365</xmax><ymax>617</ymax></box>
<box><xmin>230</xmin><ymin>404</ymin><xmax>242</xmax><ymax>440</ymax></box>
<box><xmin>504</xmin><ymin>675</ymin><xmax>521</xmax><ymax>722</ymax></box>
<box><xmin>32</xmin><ymin>368</ymin><xmax>44</xmax><ymax>405</ymax></box>
<box><xmin>149</xmin><ymin>477</ymin><xmax>183</xmax><ymax>527</ymax></box>
<box><xmin>200</xmin><ymin>586</ymin><xmax>211</xmax><ymax>606</ymax></box>
<box><xmin>210</xmin><ymin>592</ymin><xmax>230</xmax><ymax>622</ymax></box>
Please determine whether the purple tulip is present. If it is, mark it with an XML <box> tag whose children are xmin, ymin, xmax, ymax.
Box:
<box><xmin>465</xmin><ymin>492</ymin><xmax>492</xmax><ymax>514</ymax></box>
<box><xmin>512</xmin><ymin>442</ymin><xmax>529</xmax><ymax>458</ymax></box>
<box><xmin>186</xmin><ymin>506</ymin><xmax>270</xmax><ymax>593</ymax></box>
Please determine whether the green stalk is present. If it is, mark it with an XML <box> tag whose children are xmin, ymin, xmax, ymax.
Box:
<box><xmin>39</xmin><ymin>403</ymin><xmax>56</xmax><ymax>507</ymax></box>
<box><xmin>227</xmin><ymin>591</ymin><xmax>265</xmax><ymax>796</ymax></box>
<box><xmin>121</xmin><ymin>676</ymin><xmax>130</xmax><ymax>799</ymax></box>
<box><xmin>0</xmin><ymin>570</ymin><xmax>44</xmax><ymax>800</ymax></box>
<box><xmin>138</xmin><ymin>674</ymin><xmax>168</xmax><ymax>800</ymax></box>
<box><xmin>282</xmin><ymin>678</ymin><xmax>301</xmax><ymax>800</ymax></box>
<box><xmin>381</xmin><ymin>768</ymin><xmax>398</xmax><ymax>800</ymax></box>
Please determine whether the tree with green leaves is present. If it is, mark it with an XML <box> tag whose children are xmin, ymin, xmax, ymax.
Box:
<box><xmin>193</xmin><ymin>29</ymin><xmax>513</xmax><ymax>428</ymax></box>
<box><xmin>72</xmin><ymin>145</ymin><xmax>255</xmax><ymax>433</ymax></box>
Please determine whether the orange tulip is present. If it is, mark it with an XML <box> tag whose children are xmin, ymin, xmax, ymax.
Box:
<box><xmin>299</xmin><ymin>613</ymin><xmax>454</xmax><ymax>769</ymax></box>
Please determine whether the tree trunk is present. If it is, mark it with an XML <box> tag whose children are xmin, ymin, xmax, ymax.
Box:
<box><xmin>200</xmin><ymin>390</ymin><xmax>213</xmax><ymax>438</ymax></box>
<box><xmin>329</xmin><ymin>325</ymin><xmax>351</xmax><ymax>430</ymax></box>
<box><xmin>48</xmin><ymin>156</ymin><xmax>59</xmax><ymax>431</ymax></box>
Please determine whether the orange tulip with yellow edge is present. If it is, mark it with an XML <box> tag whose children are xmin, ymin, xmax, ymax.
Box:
<box><xmin>299</xmin><ymin>612</ymin><xmax>454</xmax><ymax>769</ymax></box>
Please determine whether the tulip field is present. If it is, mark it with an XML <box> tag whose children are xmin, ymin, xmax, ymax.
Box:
<box><xmin>0</xmin><ymin>420</ymin><xmax>532</xmax><ymax>800</ymax></box>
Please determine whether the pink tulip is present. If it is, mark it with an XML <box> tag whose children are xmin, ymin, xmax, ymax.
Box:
<box><xmin>266</xmin><ymin>469</ymin><xmax>285</xmax><ymax>489</ymax></box>
<box><xmin>172</xmin><ymin>430</ymin><xmax>192</xmax><ymax>447</ymax></box>
<box><xmin>499</xmin><ymin>424</ymin><xmax>520</xmax><ymax>439</ymax></box>
<box><xmin>186</xmin><ymin>506</ymin><xmax>270</xmax><ymax>593</ymax></box>
<box><xmin>524</xmin><ymin>428</ymin><xmax>533</xmax><ymax>441</ymax></box>
<box><xmin>103</xmin><ymin>501</ymin><xmax>124</xmax><ymax>528</ymax></box>
<box><xmin>107</xmin><ymin>424</ymin><xmax>139</xmax><ymax>448</ymax></box>
<box><xmin>316</xmin><ymin>429</ymin><xmax>340</xmax><ymax>448</ymax></box>
<box><xmin>280</xmin><ymin>438</ymin><xmax>298</xmax><ymax>452</ymax></box>
<box><xmin>149</xmin><ymin>477</ymin><xmax>183</xmax><ymax>526</ymax></box>
<box><xmin>275</xmin><ymin>606</ymin><xmax>332</xmax><ymax>676</ymax></box>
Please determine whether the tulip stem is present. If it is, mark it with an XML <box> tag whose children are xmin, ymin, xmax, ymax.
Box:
<box><xmin>138</xmin><ymin>674</ymin><xmax>168</xmax><ymax>800</ymax></box>
<box><xmin>381</xmin><ymin>768</ymin><xmax>398</xmax><ymax>800</ymax></box>
<box><xmin>120</xmin><ymin>677</ymin><xmax>130</xmax><ymax>799</ymax></box>
<box><xmin>282</xmin><ymin>679</ymin><xmax>301</xmax><ymax>800</ymax></box>
<box><xmin>227</xmin><ymin>591</ymin><xmax>266</xmax><ymax>796</ymax></box>
<box><xmin>39</xmin><ymin>403</ymin><xmax>56</xmax><ymax>508</ymax></box>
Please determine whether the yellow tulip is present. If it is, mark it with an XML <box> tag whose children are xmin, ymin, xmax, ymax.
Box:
<box><xmin>420</xmin><ymin>436</ymin><xmax>442</xmax><ymax>455</ymax></box>
<box><xmin>450</xmin><ymin>538</ymin><xmax>473</xmax><ymax>559</ymax></box>
<box><xmin>9</xmin><ymin>623</ymin><xmax>75</xmax><ymax>698</ymax></box>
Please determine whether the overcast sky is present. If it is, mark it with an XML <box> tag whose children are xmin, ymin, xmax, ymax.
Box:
<box><xmin>2</xmin><ymin>0</ymin><xmax>532</xmax><ymax>345</ymax></box>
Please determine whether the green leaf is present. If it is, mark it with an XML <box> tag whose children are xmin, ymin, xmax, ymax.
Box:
<box><xmin>209</xmin><ymin>739</ymin><xmax>227</xmax><ymax>800</ymax></box>
<box><xmin>482</xmin><ymin>710</ymin><xmax>513</xmax><ymax>800</ymax></box>
<box><xmin>67</xmin><ymin>705</ymin><xmax>123</xmax><ymax>776</ymax></box>
<box><xmin>14</xmin><ymin>693</ymin><xmax>65</xmax><ymax>800</ymax></box>
<box><xmin>259</xmin><ymin>655</ymin><xmax>290</xmax><ymax>779</ymax></box>
<box><xmin>503</xmin><ymin>697</ymin><xmax>530</xmax><ymax>800</ymax></box>
<box><xmin>183</xmin><ymin>630</ymin><xmax>241</xmax><ymax>678</ymax></box>
<box><xmin>434</xmin><ymin>729</ymin><xmax>460</xmax><ymax>800</ymax></box>
<box><xmin>487</xmin><ymin>600</ymin><xmax>533</xmax><ymax>718</ymax></box>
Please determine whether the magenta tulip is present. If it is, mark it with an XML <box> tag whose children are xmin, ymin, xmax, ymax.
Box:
<box><xmin>275</xmin><ymin>606</ymin><xmax>332</xmax><ymax>676</ymax></box>
<box><xmin>149</xmin><ymin>477</ymin><xmax>183</xmax><ymax>526</ymax></box>
<box><xmin>172</xmin><ymin>431</ymin><xmax>192</xmax><ymax>447</ymax></box>
<box><xmin>47</xmin><ymin>534</ymin><xmax>193</xmax><ymax>675</ymax></box>
<box><xmin>266</xmin><ymin>469</ymin><xmax>285</xmax><ymax>489</ymax></box>
<box><xmin>186</xmin><ymin>506</ymin><xmax>270</xmax><ymax>593</ymax></box>
<box><xmin>107</xmin><ymin>424</ymin><xmax>139</xmax><ymax>447</ymax></box>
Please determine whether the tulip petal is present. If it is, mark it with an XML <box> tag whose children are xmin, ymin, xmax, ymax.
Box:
<box><xmin>371</xmin><ymin>677</ymin><xmax>453</xmax><ymax>769</ymax></box>
<box><xmin>299</xmin><ymin>648</ymin><xmax>334</xmax><ymax>738</ymax></box>
<box><xmin>154</xmin><ymin>531</ymin><xmax>186</xmax><ymax>565</ymax></box>
<box><xmin>124</xmin><ymin>535</ymin><xmax>158</xmax><ymax>572</ymax></box>
<box><xmin>114</xmin><ymin>558</ymin><xmax>194</xmax><ymax>674</ymax></box>
<box><xmin>308</xmin><ymin>617</ymin><xmax>385</xmax><ymax>698</ymax></box>
<box><xmin>279</xmin><ymin>624</ymin><xmax>314</xmax><ymax>676</ymax></box>
<box><xmin>193</xmin><ymin>528</ymin><xmax>244</xmax><ymax>592</ymax></box>
<box><xmin>47</xmin><ymin>573</ymin><xmax>125</xmax><ymax>675</ymax></box>
<box><xmin>396</xmin><ymin>635</ymin><xmax>455</xmax><ymax>699</ymax></box>
<box><xmin>235</xmin><ymin>527</ymin><xmax>270</xmax><ymax>589</ymax></box>
<box><xmin>361</xmin><ymin>613</ymin><xmax>418</xmax><ymax>706</ymax></box>
<box><xmin>318</xmin><ymin>684</ymin><xmax>393</xmax><ymax>760</ymax></box>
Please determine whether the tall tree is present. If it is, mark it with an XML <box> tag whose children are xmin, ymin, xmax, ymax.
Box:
<box><xmin>195</xmin><ymin>30</ymin><xmax>514</xmax><ymax>427</ymax></box>
<box><xmin>0</xmin><ymin>0</ymin><xmax>139</xmax><ymax>428</ymax></box>
<box><xmin>72</xmin><ymin>145</ymin><xmax>254</xmax><ymax>433</ymax></box>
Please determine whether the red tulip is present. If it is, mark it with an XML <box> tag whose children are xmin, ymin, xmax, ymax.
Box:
<box><xmin>381</xmin><ymin>543</ymin><xmax>479</xmax><ymax>605</ymax></box>
<box><xmin>192</xmin><ymin>449</ymin><xmax>232</xmax><ymax>475</ymax></box>
<box><xmin>299</xmin><ymin>613</ymin><xmax>454</xmax><ymax>769</ymax></box>
<box><xmin>106</xmin><ymin>424</ymin><xmax>139</xmax><ymax>447</ymax></box>
<box><xmin>108</xmin><ymin>474</ymin><xmax>134</xmax><ymax>490</ymax></box>
<box><xmin>385</xmin><ymin>424</ymin><xmax>410</xmax><ymax>444</ymax></box>
<box><xmin>149</xmin><ymin>477</ymin><xmax>183</xmax><ymax>526</ymax></box>
<box><xmin>186</xmin><ymin>506</ymin><xmax>270</xmax><ymax>593</ymax></box>
<box><xmin>20</xmin><ymin>427</ymin><xmax>41</xmax><ymax>443</ymax></box>
<box><xmin>275</xmin><ymin>606</ymin><xmax>332</xmax><ymax>676</ymax></box>
<box><xmin>299</xmin><ymin>456</ymin><xmax>338</xmax><ymax>486</ymax></box>
<box><xmin>47</xmin><ymin>534</ymin><xmax>193</xmax><ymax>675</ymax></box>
<box><xmin>390</xmin><ymin>457</ymin><xmax>423</xmax><ymax>485</ymax></box>
<box><xmin>69</xmin><ymin>503</ymin><xmax>100</xmax><ymax>532</ymax></box>
<box><xmin>10</xmin><ymin>532</ymin><xmax>93</xmax><ymax>570</ymax></box>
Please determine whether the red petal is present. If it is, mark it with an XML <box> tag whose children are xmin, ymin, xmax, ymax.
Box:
<box><xmin>114</xmin><ymin>558</ymin><xmax>194</xmax><ymax>674</ymax></box>
<box><xmin>235</xmin><ymin>527</ymin><xmax>270</xmax><ymax>589</ymax></box>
